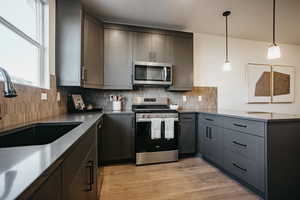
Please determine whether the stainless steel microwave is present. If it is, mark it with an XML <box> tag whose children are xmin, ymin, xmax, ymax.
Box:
<box><xmin>133</xmin><ymin>61</ymin><xmax>172</xmax><ymax>86</ymax></box>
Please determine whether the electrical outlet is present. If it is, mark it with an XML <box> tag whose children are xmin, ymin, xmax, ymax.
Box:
<box><xmin>57</xmin><ymin>92</ymin><xmax>61</xmax><ymax>102</ymax></box>
<box><xmin>183</xmin><ymin>96</ymin><xmax>187</xmax><ymax>102</ymax></box>
<box><xmin>41</xmin><ymin>93</ymin><xmax>47</xmax><ymax>100</ymax></box>
<box><xmin>198</xmin><ymin>96</ymin><xmax>202</xmax><ymax>102</ymax></box>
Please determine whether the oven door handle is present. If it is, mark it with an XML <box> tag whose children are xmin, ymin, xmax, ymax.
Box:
<box><xmin>164</xmin><ymin>67</ymin><xmax>167</xmax><ymax>81</ymax></box>
<box><xmin>136</xmin><ymin>118</ymin><xmax>179</xmax><ymax>122</ymax></box>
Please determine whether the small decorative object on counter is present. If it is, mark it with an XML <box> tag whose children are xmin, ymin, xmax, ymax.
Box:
<box><xmin>110</xmin><ymin>95</ymin><xmax>124</xmax><ymax>111</ymax></box>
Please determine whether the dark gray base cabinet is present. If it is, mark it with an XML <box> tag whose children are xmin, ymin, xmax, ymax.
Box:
<box><xmin>101</xmin><ymin>114</ymin><xmax>135</xmax><ymax>162</ymax></box>
<box><xmin>198</xmin><ymin>112</ymin><xmax>300</xmax><ymax>199</ymax></box>
<box><xmin>24</xmin><ymin>122</ymin><xmax>99</xmax><ymax>200</ymax></box>
<box><xmin>179</xmin><ymin>114</ymin><xmax>196</xmax><ymax>154</ymax></box>
<box><xmin>197</xmin><ymin>113</ymin><xmax>265</xmax><ymax>195</ymax></box>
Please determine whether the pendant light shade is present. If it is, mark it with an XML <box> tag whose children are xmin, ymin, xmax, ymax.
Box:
<box><xmin>268</xmin><ymin>0</ymin><xmax>281</xmax><ymax>59</ymax></box>
<box><xmin>223</xmin><ymin>61</ymin><xmax>232</xmax><ymax>71</ymax></box>
<box><xmin>223</xmin><ymin>11</ymin><xmax>231</xmax><ymax>71</ymax></box>
<box><xmin>268</xmin><ymin>45</ymin><xmax>281</xmax><ymax>59</ymax></box>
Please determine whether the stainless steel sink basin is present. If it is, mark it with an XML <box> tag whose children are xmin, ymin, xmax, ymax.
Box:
<box><xmin>0</xmin><ymin>122</ymin><xmax>81</xmax><ymax>148</ymax></box>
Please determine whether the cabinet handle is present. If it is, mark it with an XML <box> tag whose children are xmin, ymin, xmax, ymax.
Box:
<box><xmin>209</xmin><ymin>127</ymin><xmax>212</xmax><ymax>139</ymax></box>
<box><xmin>233</xmin><ymin>123</ymin><xmax>247</xmax><ymax>128</ymax></box>
<box><xmin>232</xmin><ymin>162</ymin><xmax>247</xmax><ymax>172</ymax></box>
<box><xmin>81</xmin><ymin>67</ymin><xmax>88</xmax><ymax>81</ymax></box>
<box><xmin>132</xmin><ymin>117</ymin><xmax>135</xmax><ymax>128</ymax></box>
<box><xmin>232</xmin><ymin>141</ymin><xmax>247</xmax><ymax>148</ymax></box>
<box><xmin>87</xmin><ymin>160</ymin><xmax>94</xmax><ymax>191</ymax></box>
<box><xmin>205</xmin><ymin>118</ymin><xmax>214</xmax><ymax>122</ymax></box>
<box><xmin>205</xmin><ymin>127</ymin><xmax>209</xmax><ymax>138</ymax></box>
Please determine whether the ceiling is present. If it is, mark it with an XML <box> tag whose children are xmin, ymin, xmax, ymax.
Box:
<box><xmin>82</xmin><ymin>0</ymin><xmax>300</xmax><ymax>45</ymax></box>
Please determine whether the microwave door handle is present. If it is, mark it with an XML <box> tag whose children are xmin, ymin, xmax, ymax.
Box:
<box><xmin>164</xmin><ymin>67</ymin><xmax>167</xmax><ymax>81</ymax></box>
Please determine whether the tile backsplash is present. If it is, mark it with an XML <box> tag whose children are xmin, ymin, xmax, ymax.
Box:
<box><xmin>0</xmin><ymin>75</ymin><xmax>67</xmax><ymax>130</ymax></box>
<box><xmin>83</xmin><ymin>87</ymin><xmax>217</xmax><ymax>111</ymax></box>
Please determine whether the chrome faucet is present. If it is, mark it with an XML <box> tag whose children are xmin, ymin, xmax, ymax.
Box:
<box><xmin>0</xmin><ymin>67</ymin><xmax>17</xmax><ymax>98</ymax></box>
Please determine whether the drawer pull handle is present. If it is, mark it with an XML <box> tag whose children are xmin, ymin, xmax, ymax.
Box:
<box><xmin>233</xmin><ymin>141</ymin><xmax>247</xmax><ymax>148</ymax></box>
<box><xmin>232</xmin><ymin>162</ymin><xmax>247</xmax><ymax>172</ymax></box>
<box><xmin>233</xmin><ymin>123</ymin><xmax>247</xmax><ymax>128</ymax></box>
<box><xmin>205</xmin><ymin>118</ymin><xmax>214</xmax><ymax>121</ymax></box>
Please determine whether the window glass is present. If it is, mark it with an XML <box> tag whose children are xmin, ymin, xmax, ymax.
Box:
<box><xmin>0</xmin><ymin>0</ymin><xmax>41</xmax><ymax>41</ymax></box>
<box><xmin>0</xmin><ymin>23</ymin><xmax>40</xmax><ymax>86</ymax></box>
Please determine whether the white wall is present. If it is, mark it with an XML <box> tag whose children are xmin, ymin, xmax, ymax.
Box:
<box><xmin>194</xmin><ymin>33</ymin><xmax>300</xmax><ymax>114</ymax></box>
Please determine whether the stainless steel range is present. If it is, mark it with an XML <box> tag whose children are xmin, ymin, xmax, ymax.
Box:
<box><xmin>133</xmin><ymin>97</ymin><xmax>179</xmax><ymax>165</ymax></box>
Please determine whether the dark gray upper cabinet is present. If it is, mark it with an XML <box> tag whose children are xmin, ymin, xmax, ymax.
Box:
<box><xmin>179</xmin><ymin>114</ymin><xmax>196</xmax><ymax>154</ymax></box>
<box><xmin>132</xmin><ymin>32</ymin><xmax>152</xmax><ymax>62</ymax></box>
<box><xmin>151</xmin><ymin>34</ymin><xmax>174</xmax><ymax>63</ymax></box>
<box><xmin>101</xmin><ymin>114</ymin><xmax>135</xmax><ymax>162</ymax></box>
<box><xmin>82</xmin><ymin>14</ymin><xmax>104</xmax><ymax>89</ymax></box>
<box><xmin>103</xmin><ymin>29</ymin><xmax>133</xmax><ymax>90</ymax></box>
<box><xmin>132</xmin><ymin>32</ymin><xmax>173</xmax><ymax>63</ymax></box>
<box><xmin>168</xmin><ymin>35</ymin><xmax>194</xmax><ymax>91</ymax></box>
<box><xmin>56</xmin><ymin>0</ymin><xmax>103</xmax><ymax>88</ymax></box>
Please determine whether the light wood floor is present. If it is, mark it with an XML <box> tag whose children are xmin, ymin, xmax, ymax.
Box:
<box><xmin>100</xmin><ymin>157</ymin><xmax>261</xmax><ymax>200</ymax></box>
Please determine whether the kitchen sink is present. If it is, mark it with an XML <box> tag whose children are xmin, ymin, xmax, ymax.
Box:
<box><xmin>0</xmin><ymin>122</ymin><xmax>81</xmax><ymax>148</ymax></box>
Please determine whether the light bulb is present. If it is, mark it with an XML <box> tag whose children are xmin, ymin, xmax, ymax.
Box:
<box><xmin>223</xmin><ymin>61</ymin><xmax>232</xmax><ymax>71</ymax></box>
<box><xmin>267</xmin><ymin>45</ymin><xmax>281</xmax><ymax>59</ymax></box>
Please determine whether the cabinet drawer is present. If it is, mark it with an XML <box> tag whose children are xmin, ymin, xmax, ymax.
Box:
<box><xmin>223</xmin><ymin>129</ymin><xmax>264</xmax><ymax>161</ymax></box>
<box><xmin>180</xmin><ymin>114</ymin><xmax>195</xmax><ymax>121</ymax></box>
<box><xmin>224</xmin><ymin>150</ymin><xmax>264</xmax><ymax>191</ymax></box>
<box><xmin>223</xmin><ymin>117</ymin><xmax>265</xmax><ymax>137</ymax></box>
<box><xmin>198</xmin><ymin>114</ymin><xmax>223</xmax><ymax>127</ymax></box>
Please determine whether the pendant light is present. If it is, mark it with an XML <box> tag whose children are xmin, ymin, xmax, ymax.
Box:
<box><xmin>268</xmin><ymin>0</ymin><xmax>281</xmax><ymax>59</ymax></box>
<box><xmin>223</xmin><ymin>11</ymin><xmax>231</xmax><ymax>71</ymax></box>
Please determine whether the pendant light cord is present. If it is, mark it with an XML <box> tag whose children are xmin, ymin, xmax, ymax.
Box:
<box><xmin>226</xmin><ymin>15</ymin><xmax>228</xmax><ymax>62</ymax></box>
<box><xmin>273</xmin><ymin>0</ymin><xmax>276</xmax><ymax>45</ymax></box>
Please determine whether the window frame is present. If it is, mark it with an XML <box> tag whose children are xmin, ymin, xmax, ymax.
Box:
<box><xmin>0</xmin><ymin>0</ymin><xmax>49</xmax><ymax>89</ymax></box>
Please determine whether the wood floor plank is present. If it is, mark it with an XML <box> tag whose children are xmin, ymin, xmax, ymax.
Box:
<box><xmin>99</xmin><ymin>157</ymin><xmax>261</xmax><ymax>200</ymax></box>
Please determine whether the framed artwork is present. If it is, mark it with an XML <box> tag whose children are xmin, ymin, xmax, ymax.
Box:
<box><xmin>246</xmin><ymin>64</ymin><xmax>295</xmax><ymax>103</ymax></box>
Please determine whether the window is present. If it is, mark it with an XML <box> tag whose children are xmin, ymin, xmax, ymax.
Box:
<box><xmin>0</xmin><ymin>0</ymin><xmax>49</xmax><ymax>88</ymax></box>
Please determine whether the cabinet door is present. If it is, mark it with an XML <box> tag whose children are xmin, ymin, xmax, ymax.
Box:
<box><xmin>102</xmin><ymin>114</ymin><xmax>135</xmax><ymax>162</ymax></box>
<box><xmin>169</xmin><ymin>35</ymin><xmax>193</xmax><ymax>91</ymax></box>
<box><xmin>202</xmin><ymin>124</ymin><xmax>223</xmax><ymax>167</ymax></box>
<box><xmin>179</xmin><ymin>114</ymin><xmax>196</xmax><ymax>154</ymax></box>
<box><xmin>132</xmin><ymin>32</ymin><xmax>152</xmax><ymax>62</ymax></box>
<box><xmin>31</xmin><ymin>166</ymin><xmax>62</xmax><ymax>200</ymax></box>
<box><xmin>151</xmin><ymin>34</ymin><xmax>173</xmax><ymax>63</ymax></box>
<box><xmin>197</xmin><ymin>115</ymin><xmax>204</xmax><ymax>155</ymax></box>
<box><xmin>86</xmin><ymin>146</ymin><xmax>98</xmax><ymax>200</ymax></box>
<box><xmin>63</xmin><ymin>125</ymin><xmax>97</xmax><ymax>200</ymax></box>
<box><xmin>82</xmin><ymin>14</ymin><xmax>103</xmax><ymax>89</ymax></box>
<box><xmin>104</xmin><ymin>29</ymin><xmax>133</xmax><ymax>89</ymax></box>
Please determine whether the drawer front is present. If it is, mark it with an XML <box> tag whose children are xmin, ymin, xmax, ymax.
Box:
<box><xmin>224</xmin><ymin>150</ymin><xmax>256</xmax><ymax>189</ymax></box>
<box><xmin>223</xmin><ymin>129</ymin><xmax>264</xmax><ymax>161</ymax></box>
<box><xmin>180</xmin><ymin>113</ymin><xmax>196</xmax><ymax>121</ymax></box>
<box><xmin>198</xmin><ymin>113</ymin><xmax>223</xmax><ymax>127</ymax></box>
<box><xmin>224</xmin><ymin>150</ymin><xmax>264</xmax><ymax>192</ymax></box>
<box><xmin>223</xmin><ymin>117</ymin><xmax>265</xmax><ymax>137</ymax></box>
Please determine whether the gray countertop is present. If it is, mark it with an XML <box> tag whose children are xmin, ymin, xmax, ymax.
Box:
<box><xmin>103</xmin><ymin>110</ymin><xmax>134</xmax><ymax>114</ymax></box>
<box><xmin>178</xmin><ymin>108</ymin><xmax>300</xmax><ymax>122</ymax></box>
<box><xmin>0</xmin><ymin>112</ymin><xmax>103</xmax><ymax>200</ymax></box>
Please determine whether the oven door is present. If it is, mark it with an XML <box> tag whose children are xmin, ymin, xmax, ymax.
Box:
<box><xmin>135</xmin><ymin>119</ymin><xmax>178</xmax><ymax>153</ymax></box>
<box><xmin>133</xmin><ymin>62</ymin><xmax>172</xmax><ymax>85</ymax></box>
